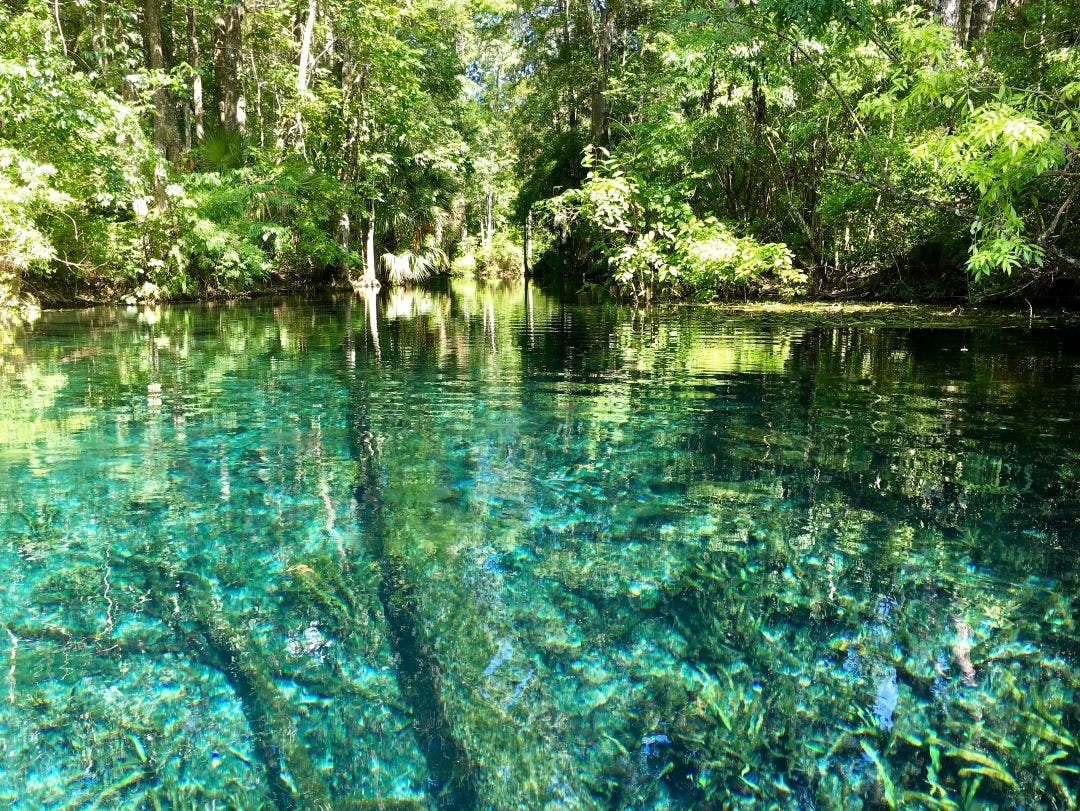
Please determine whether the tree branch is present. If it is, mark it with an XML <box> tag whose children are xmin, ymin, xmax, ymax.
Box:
<box><xmin>711</xmin><ymin>9</ymin><xmax>889</xmax><ymax>177</ymax></box>
<box><xmin>1041</xmin><ymin>183</ymin><xmax>1078</xmax><ymax>242</ymax></box>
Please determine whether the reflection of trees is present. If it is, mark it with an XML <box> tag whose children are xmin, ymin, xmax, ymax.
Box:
<box><xmin>0</xmin><ymin>294</ymin><xmax>1076</xmax><ymax>808</ymax></box>
<box><xmin>384</xmin><ymin>299</ymin><xmax>1079</xmax><ymax>807</ymax></box>
<box><xmin>636</xmin><ymin>324</ymin><xmax>1080</xmax><ymax>807</ymax></box>
<box><xmin>0</xmin><ymin>299</ymin><xmax>425</xmax><ymax>808</ymax></box>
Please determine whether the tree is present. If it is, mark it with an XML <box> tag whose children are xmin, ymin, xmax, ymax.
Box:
<box><xmin>142</xmin><ymin>0</ymin><xmax>181</xmax><ymax>164</ymax></box>
<box><xmin>510</xmin><ymin>0</ymin><xmax>1080</xmax><ymax>300</ymax></box>
<box><xmin>211</xmin><ymin>2</ymin><xmax>245</xmax><ymax>134</ymax></box>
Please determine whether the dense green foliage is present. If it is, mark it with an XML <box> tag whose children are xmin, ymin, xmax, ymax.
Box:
<box><xmin>0</xmin><ymin>0</ymin><xmax>1077</xmax><ymax>305</ymax></box>
<box><xmin>511</xmin><ymin>0</ymin><xmax>1080</xmax><ymax>301</ymax></box>
<box><xmin>0</xmin><ymin>0</ymin><xmax>516</xmax><ymax>307</ymax></box>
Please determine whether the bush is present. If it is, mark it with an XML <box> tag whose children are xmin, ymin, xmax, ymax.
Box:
<box><xmin>476</xmin><ymin>234</ymin><xmax>523</xmax><ymax>278</ymax></box>
<box><xmin>675</xmin><ymin>219</ymin><xmax>804</xmax><ymax>300</ymax></box>
<box><xmin>542</xmin><ymin>152</ymin><xmax>804</xmax><ymax>301</ymax></box>
<box><xmin>452</xmin><ymin>234</ymin><xmax>523</xmax><ymax>280</ymax></box>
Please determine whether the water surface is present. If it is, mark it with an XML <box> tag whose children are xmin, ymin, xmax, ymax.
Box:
<box><xmin>1</xmin><ymin>282</ymin><xmax>1077</xmax><ymax>809</ymax></box>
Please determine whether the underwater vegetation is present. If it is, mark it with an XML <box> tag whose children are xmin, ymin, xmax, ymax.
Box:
<box><xmin>0</xmin><ymin>285</ymin><xmax>1077</xmax><ymax>808</ymax></box>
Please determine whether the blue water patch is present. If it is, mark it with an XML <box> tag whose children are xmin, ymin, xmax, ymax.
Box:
<box><xmin>483</xmin><ymin>639</ymin><xmax>514</xmax><ymax>677</ymax></box>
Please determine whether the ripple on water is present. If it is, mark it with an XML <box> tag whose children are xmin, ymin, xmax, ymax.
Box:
<box><xmin>0</xmin><ymin>287</ymin><xmax>1077</xmax><ymax>808</ymax></box>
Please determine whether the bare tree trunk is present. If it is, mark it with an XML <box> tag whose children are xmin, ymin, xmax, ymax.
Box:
<box><xmin>293</xmin><ymin>0</ymin><xmax>318</xmax><ymax>150</ymax></box>
<box><xmin>968</xmin><ymin>0</ymin><xmax>998</xmax><ymax>41</ymax></box>
<box><xmin>187</xmin><ymin>4</ymin><xmax>204</xmax><ymax>144</ymax></box>
<box><xmin>161</xmin><ymin>0</ymin><xmax>176</xmax><ymax>71</ymax></box>
<box><xmin>213</xmin><ymin>2</ymin><xmax>246</xmax><ymax>134</ymax></box>
<box><xmin>53</xmin><ymin>0</ymin><xmax>68</xmax><ymax>55</ymax></box>
<box><xmin>361</xmin><ymin>199</ymin><xmax>379</xmax><ymax>288</ymax></box>
<box><xmin>956</xmin><ymin>0</ymin><xmax>974</xmax><ymax>45</ymax></box>
<box><xmin>562</xmin><ymin>0</ymin><xmax>577</xmax><ymax>130</ymax></box>
<box><xmin>338</xmin><ymin>209</ymin><xmax>351</xmax><ymax>281</ymax></box>
<box><xmin>248</xmin><ymin>47</ymin><xmax>262</xmax><ymax>146</ymax></box>
<box><xmin>297</xmin><ymin>0</ymin><xmax>318</xmax><ymax>96</ymax></box>
<box><xmin>939</xmin><ymin>0</ymin><xmax>961</xmax><ymax>35</ymax></box>
<box><xmin>162</xmin><ymin>0</ymin><xmax>186</xmax><ymax>152</ymax></box>
<box><xmin>142</xmin><ymin>0</ymin><xmax>182</xmax><ymax>167</ymax></box>
<box><xmin>484</xmin><ymin>188</ymin><xmax>494</xmax><ymax>248</ymax></box>
<box><xmin>590</xmin><ymin>0</ymin><xmax>612</xmax><ymax>146</ymax></box>
<box><xmin>523</xmin><ymin>207</ymin><xmax>532</xmax><ymax>276</ymax></box>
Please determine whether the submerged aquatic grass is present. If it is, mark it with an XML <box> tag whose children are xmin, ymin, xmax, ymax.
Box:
<box><xmin>0</xmin><ymin>281</ymin><xmax>1077</xmax><ymax>809</ymax></box>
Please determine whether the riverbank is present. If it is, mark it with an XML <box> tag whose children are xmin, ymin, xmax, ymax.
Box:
<box><xmin>8</xmin><ymin>278</ymin><xmax>1080</xmax><ymax>336</ymax></box>
<box><xmin>692</xmin><ymin>300</ymin><xmax>1080</xmax><ymax>329</ymax></box>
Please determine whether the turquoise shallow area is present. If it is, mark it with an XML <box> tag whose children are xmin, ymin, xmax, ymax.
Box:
<box><xmin>0</xmin><ymin>282</ymin><xmax>1077</xmax><ymax>809</ymax></box>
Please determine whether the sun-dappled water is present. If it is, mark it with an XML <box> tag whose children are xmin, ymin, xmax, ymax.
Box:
<box><xmin>0</xmin><ymin>281</ymin><xmax>1077</xmax><ymax>809</ymax></box>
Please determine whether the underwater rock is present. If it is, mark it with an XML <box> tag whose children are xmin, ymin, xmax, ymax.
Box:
<box><xmin>483</xmin><ymin>640</ymin><xmax>513</xmax><ymax>677</ymax></box>
<box><xmin>951</xmin><ymin>618</ymin><xmax>976</xmax><ymax>686</ymax></box>
<box><xmin>641</xmin><ymin>733</ymin><xmax>672</xmax><ymax>755</ymax></box>
<box><xmin>504</xmin><ymin>668</ymin><xmax>534</xmax><ymax>709</ymax></box>
<box><xmin>638</xmin><ymin>732</ymin><xmax>673</xmax><ymax>779</ymax></box>
<box><xmin>873</xmin><ymin>667</ymin><xmax>898</xmax><ymax>732</ymax></box>
<box><xmin>841</xmin><ymin>645</ymin><xmax>862</xmax><ymax>677</ymax></box>
<box><xmin>286</xmin><ymin>621</ymin><xmax>333</xmax><ymax>662</ymax></box>
<box><xmin>931</xmin><ymin>652</ymin><xmax>951</xmax><ymax>702</ymax></box>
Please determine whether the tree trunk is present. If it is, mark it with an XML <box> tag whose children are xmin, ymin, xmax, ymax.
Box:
<box><xmin>248</xmin><ymin>47</ymin><xmax>262</xmax><ymax>146</ymax></box>
<box><xmin>562</xmin><ymin>0</ymin><xmax>577</xmax><ymax>130</ymax></box>
<box><xmin>360</xmin><ymin>199</ymin><xmax>379</xmax><ymax>288</ymax></box>
<box><xmin>142</xmin><ymin>0</ymin><xmax>182</xmax><ymax>167</ymax></box>
<box><xmin>968</xmin><ymin>0</ymin><xmax>998</xmax><ymax>41</ymax></box>
<box><xmin>213</xmin><ymin>2</ymin><xmax>246</xmax><ymax>134</ymax></box>
<box><xmin>484</xmin><ymin>188</ymin><xmax>494</xmax><ymax>248</ymax></box>
<box><xmin>93</xmin><ymin>1</ymin><xmax>108</xmax><ymax>71</ymax></box>
<box><xmin>590</xmin><ymin>0</ymin><xmax>612</xmax><ymax>147</ymax></box>
<box><xmin>297</xmin><ymin>0</ymin><xmax>318</xmax><ymax>96</ymax></box>
<box><xmin>161</xmin><ymin>0</ymin><xmax>176</xmax><ymax>71</ymax></box>
<box><xmin>956</xmin><ymin>0</ymin><xmax>974</xmax><ymax>44</ymax></box>
<box><xmin>162</xmin><ymin>0</ymin><xmax>184</xmax><ymax>151</ymax></box>
<box><xmin>187</xmin><ymin>4</ymin><xmax>204</xmax><ymax>143</ymax></box>
<box><xmin>53</xmin><ymin>0</ymin><xmax>68</xmax><ymax>56</ymax></box>
<box><xmin>338</xmin><ymin>209</ymin><xmax>351</xmax><ymax>281</ymax></box>
<box><xmin>523</xmin><ymin>208</ymin><xmax>532</xmax><ymax>276</ymax></box>
<box><xmin>939</xmin><ymin>0</ymin><xmax>960</xmax><ymax>34</ymax></box>
<box><xmin>294</xmin><ymin>0</ymin><xmax>318</xmax><ymax>149</ymax></box>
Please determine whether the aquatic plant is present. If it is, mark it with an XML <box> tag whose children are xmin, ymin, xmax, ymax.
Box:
<box><xmin>0</xmin><ymin>287</ymin><xmax>1077</xmax><ymax>809</ymax></box>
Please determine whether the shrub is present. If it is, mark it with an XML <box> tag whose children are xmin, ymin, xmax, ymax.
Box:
<box><xmin>542</xmin><ymin>152</ymin><xmax>803</xmax><ymax>300</ymax></box>
<box><xmin>675</xmin><ymin>219</ymin><xmax>804</xmax><ymax>300</ymax></box>
<box><xmin>452</xmin><ymin>234</ymin><xmax>523</xmax><ymax>280</ymax></box>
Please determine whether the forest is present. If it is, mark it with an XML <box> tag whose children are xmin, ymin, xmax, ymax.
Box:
<box><xmin>1</xmin><ymin>4</ymin><xmax>1079</xmax><ymax>807</ymax></box>
<box><xmin>0</xmin><ymin>0</ymin><xmax>1077</xmax><ymax>311</ymax></box>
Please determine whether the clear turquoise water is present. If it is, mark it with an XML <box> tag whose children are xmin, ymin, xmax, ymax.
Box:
<box><xmin>0</xmin><ymin>282</ymin><xmax>1077</xmax><ymax>809</ymax></box>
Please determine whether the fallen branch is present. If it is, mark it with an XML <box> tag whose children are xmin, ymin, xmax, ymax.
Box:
<box><xmin>133</xmin><ymin>561</ymin><xmax>334</xmax><ymax>811</ymax></box>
